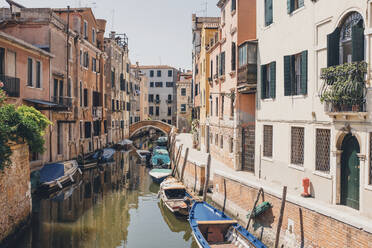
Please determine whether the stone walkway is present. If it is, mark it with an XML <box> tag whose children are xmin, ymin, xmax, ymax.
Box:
<box><xmin>174</xmin><ymin>133</ymin><xmax>372</xmax><ymax>234</ymax></box>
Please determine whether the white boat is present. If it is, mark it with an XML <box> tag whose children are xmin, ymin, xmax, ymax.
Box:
<box><xmin>149</xmin><ymin>168</ymin><xmax>172</xmax><ymax>184</ymax></box>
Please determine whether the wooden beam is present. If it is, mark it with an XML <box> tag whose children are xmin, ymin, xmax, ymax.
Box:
<box><xmin>246</xmin><ymin>187</ymin><xmax>263</xmax><ymax>230</ymax></box>
<box><xmin>274</xmin><ymin>186</ymin><xmax>287</xmax><ymax>248</ymax></box>
<box><xmin>202</xmin><ymin>154</ymin><xmax>211</xmax><ymax>202</ymax></box>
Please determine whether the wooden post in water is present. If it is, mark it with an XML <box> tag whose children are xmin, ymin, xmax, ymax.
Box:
<box><xmin>172</xmin><ymin>144</ymin><xmax>183</xmax><ymax>176</ymax></box>
<box><xmin>180</xmin><ymin>147</ymin><xmax>189</xmax><ymax>181</ymax></box>
<box><xmin>274</xmin><ymin>186</ymin><xmax>287</xmax><ymax>248</ymax></box>
<box><xmin>202</xmin><ymin>154</ymin><xmax>211</xmax><ymax>202</ymax></box>
<box><xmin>246</xmin><ymin>187</ymin><xmax>263</xmax><ymax>230</ymax></box>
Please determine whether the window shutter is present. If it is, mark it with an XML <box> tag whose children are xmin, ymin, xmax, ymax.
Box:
<box><xmin>352</xmin><ymin>25</ymin><xmax>365</xmax><ymax>62</ymax></box>
<box><xmin>261</xmin><ymin>65</ymin><xmax>267</xmax><ymax>99</ymax></box>
<box><xmin>287</xmin><ymin>0</ymin><xmax>292</xmax><ymax>14</ymax></box>
<box><xmin>270</xmin><ymin>62</ymin><xmax>276</xmax><ymax>98</ymax></box>
<box><xmin>284</xmin><ymin>56</ymin><xmax>291</xmax><ymax>96</ymax></box>
<box><xmin>327</xmin><ymin>28</ymin><xmax>340</xmax><ymax>67</ymax></box>
<box><xmin>299</xmin><ymin>0</ymin><xmax>304</xmax><ymax>8</ymax></box>
<box><xmin>300</xmin><ymin>51</ymin><xmax>308</xmax><ymax>95</ymax></box>
<box><xmin>265</xmin><ymin>0</ymin><xmax>273</xmax><ymax>26</ymax></box>
<box><xmin>231</xmin><ymin>42</ymin><xmax>236</xmax><ymax>71</ymax></box>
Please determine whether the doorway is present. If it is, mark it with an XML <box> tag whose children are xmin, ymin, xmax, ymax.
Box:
<box><xmin>340</xmin><ymin>134</ymin><xmax>360</xmax><ymax>210</ymax></box>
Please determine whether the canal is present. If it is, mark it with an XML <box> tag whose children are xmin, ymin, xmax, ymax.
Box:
<box><xmin>11</xmin><ymin>150</ymin><xmax>198</xmax><ymax>248</ymax></box>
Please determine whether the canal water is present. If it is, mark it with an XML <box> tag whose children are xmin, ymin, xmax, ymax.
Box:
<box><xmin>11</xmin><ymin>151</ymin><xmax>198</xmax><ymax>248</ymax></box>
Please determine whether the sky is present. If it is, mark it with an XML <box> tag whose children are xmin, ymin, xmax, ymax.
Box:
<box><xmin>5</xmin><ymin>0</ymin><xmax>220</xmax><ymax>70</ymax></box>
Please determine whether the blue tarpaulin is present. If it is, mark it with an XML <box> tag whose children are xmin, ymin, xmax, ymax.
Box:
<box><xmin>39</xmin><ymin>163</ymin><xmax>65</xmax><ymax>183</ymax></box>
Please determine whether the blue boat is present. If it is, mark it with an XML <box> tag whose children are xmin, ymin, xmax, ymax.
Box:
<box><xmin>151</xmin><ymin>153</ymin><xmax>171</xmax><ymax>168</ymax></box>
<box><xmin>189</xmin><ymin>201</ymin><xmax>267</xmax><ymax>248</ymax></box>
<box><xmin>99</xmin><ymin>148</ymin><xmax>116</xmax><ymax>163</ymax></box>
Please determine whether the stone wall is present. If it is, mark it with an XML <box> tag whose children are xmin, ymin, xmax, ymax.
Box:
<box><xmin>0</xmin><ymin>143</ymin><xmax>31</xmax><ymax>244</ymax></box>
<box><xmin>212</xmin><ymin>173</ymin><xmax>372</xmax><ymax>248</ymax></box>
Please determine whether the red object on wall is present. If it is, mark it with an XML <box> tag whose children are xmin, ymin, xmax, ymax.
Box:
<box><xmin>301</xmin><ymin>178</ymin><xmax>311</xmax><ymax>197</ymax></box>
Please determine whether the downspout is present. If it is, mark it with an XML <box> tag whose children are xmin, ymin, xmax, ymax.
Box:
<box><xmin>66</xmin><ymin>6</ymin><xmax>71</xmax><ymax>159</ymax></box>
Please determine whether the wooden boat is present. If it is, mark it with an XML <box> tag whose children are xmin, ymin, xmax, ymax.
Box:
<box><xmin>189</xmin><ymin>201</ymin><xmax>267</xmax><ymax>248</ymax></box>
<box><xmin>78</xmin><ymin>148</ymin><xmax>116</xmax><ymax>170</ymax></box>
<box><xmin>37</xmin><ymin>160</ymin><xmax>82</xmax><ymax>194</ymax></box>
<box><xmin>159</xmin><ymin>177</ymin><xmax>193</xmax><ymax>216</ymax></box>
<box><xmin>113</xmin><ymin>139</ymin><xmax>133</xmax><ymax>150</ymax></box>
<box><xmin>136</xmin><ymin>150</ymin><xmax>151</xmax><ymax>164</ymax></box>
<box><xmin>151</xmin><ymin>153</ymin><xmax>171</xmax><ymax>168</ymax></box>
<box><xmin>156</xmin><ymin>136</ymin><xmax>168</xmax><ymax>147</ymax></box>
<box><xmin>149</xmin><ymin>168</ymin><xmax>172</xmax><ymax>184</ymax></box>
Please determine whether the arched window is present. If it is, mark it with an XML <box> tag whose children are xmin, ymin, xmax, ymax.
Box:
<box><xmin>327</xmin><ymin>12</ymin><xmax>365</xmax><ymax>67</ymax></box>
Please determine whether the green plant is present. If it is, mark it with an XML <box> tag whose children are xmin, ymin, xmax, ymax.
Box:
<box><xmin>320</xmin><ymin>62</ymin><xmax>367</xmax><ymax>108</ymax></box>
<box><xmin>0</xmin><ymin>88</ymin><xmax>52</xmax><ymax>170</ymax></box>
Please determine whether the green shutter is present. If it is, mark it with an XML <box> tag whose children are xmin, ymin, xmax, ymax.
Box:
<box><xmin>261</xmin><ymin>65</ymin><xmax>267</xmax><ymax>99</ymax></box>
<box><xmin>287</xmin><ymin>0</ymin><xmax>292</xmax><ymax>14</ymax></box>
<box><xmin>352</xmin><ymin>25</ymin><xmax>365</xmax><ymax>62</ymax></box>
<box><xmin>265</xmin><ymin>0</ymin><xmax>273</xmax><ymax>26</ymax></box>
<box><xmin>284</xmin><ymin>56</ymin><xmax>291</xmax><ymax>96</ymax></box>
<box><xmin>270</xmin><ymin>62</ymin><xmax>276</xmax><ymax>98</ymax></box>
<box><xmin>301</xmin><ymin>51</ymin><xmax>308</xmax><ymax>95</ymax></box>
<box><xmin>299</xmin><ymin>0</ymin><xmax>304</xmax><ymax>8</ymax></box>
<box><xmin>327</xmin><ymin>28</ymin><xmax>340</xmax><ymax>67</ymax></box>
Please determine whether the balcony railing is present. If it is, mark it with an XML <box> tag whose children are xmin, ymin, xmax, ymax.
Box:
<box><xmin>52</xmin><ymin>96</ymin><xmax>73</xmax><ymax>108</ymax></box>
<box><xmin>0</xmin><ymin>74</ymin><xmax>20</xmax><ymax>97</ymax></box>
<box><xmin>155</xmin><ymin>99</ymin><xmax>161</xmax><ymax>104</ymax></box>
<box><xmin>237</xmin><ymin>64</ymin><xmax>257</xmax><ymax>85</ymax></box>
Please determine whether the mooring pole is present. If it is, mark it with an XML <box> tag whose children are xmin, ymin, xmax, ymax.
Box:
<box><xmin>202</xmin><ymin>154</ymin><xmax>211</xmax><ymax>202</ymax></box>
<box><xmin>274</xmin><ymin>186</ymin><xmax>287</xmax><ymax>248</ymax></box>
<box><xmin>180</xmin><ymin>147</ymin><xmax>189</xmax><ymax>181</ymax></box>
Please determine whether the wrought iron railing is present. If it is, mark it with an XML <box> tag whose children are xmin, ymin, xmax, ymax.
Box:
<box><xmin>52</xmin><ymin>96</ymin><xmax>73</xmax><ymax>108</ymax></box>
<box><xmin>0</xmin><ymin>74</ymin><xmax>20</xmax><ymax>97</ymax></box>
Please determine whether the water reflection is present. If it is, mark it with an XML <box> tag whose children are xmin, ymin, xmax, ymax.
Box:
<box><xmin>12</xmin><ymin>150</ymin><xmax>197</xmax><ymax>248</ymax></box>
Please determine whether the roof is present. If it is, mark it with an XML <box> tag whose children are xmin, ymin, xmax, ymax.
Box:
<box><xmin>0</xmin><ymin>32</ymin><xmax>54</xmax><ymax>58</ymax></box>
<box><xmin>6</xmin><ymin>0</ymin><xmax>25</xmax><ymax>9</ymax></box>
<box><xmin>24</xmin><ymin>99</ymin><xmax>58</xmax><ymax>106</ymax></box>
<box><xmin>134</xmin><ymin>65</ymin><xmax>176</xmax><ymax>70</ymax></box>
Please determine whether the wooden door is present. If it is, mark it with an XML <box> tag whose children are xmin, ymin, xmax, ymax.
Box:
<box><xmin>341</xmin><ymin>134</ymin><xmax>360</xmax><ymax>210</ymax></box>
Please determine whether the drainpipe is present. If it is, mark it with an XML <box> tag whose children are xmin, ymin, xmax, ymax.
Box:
<box><xmin>66</xmin><ymin>6</ymin><xmax>71</xmax><ymax>159</ymax></box>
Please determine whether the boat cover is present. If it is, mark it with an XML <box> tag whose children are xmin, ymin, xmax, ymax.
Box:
<box><xmin>39</xmin><ymin>163</ymin><xmax>65</xmax><ymax>183</ymax></box>
<box><xmin>151</xmin><ymin>154</ymin><xmax>170</xmax><ymax>166</ymax></box>
<box><xmin>118</xmin><ymin>139</ymin><xmax>133</xmax><ymax>146</ymax></box>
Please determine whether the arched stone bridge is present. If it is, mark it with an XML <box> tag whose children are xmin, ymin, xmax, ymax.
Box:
<box><xmin>129</xmin><ymin>120</ymin><xmax>177</xmax><ymax>138</ymax></box>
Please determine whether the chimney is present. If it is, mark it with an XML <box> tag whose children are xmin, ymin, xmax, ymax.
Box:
<box><xmin>110</xmin><ymin>31</ymin><xmax>116</xmax><ymax>39</ymax></box>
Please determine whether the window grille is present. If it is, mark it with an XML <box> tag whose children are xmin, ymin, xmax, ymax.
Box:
<box><xmin>316</xmin><ymin>129</ymin><xmax>330</xmax><ymax>172</ymax></box>
<box><xmin>291</xmin><ymin>127</ymin><xmax>304</xmax><ymax>165</ymax></box>
<box><xmin>263</xmin><ymin>125</ymin><xmax>273</xmax><ymax>158</ymax></box>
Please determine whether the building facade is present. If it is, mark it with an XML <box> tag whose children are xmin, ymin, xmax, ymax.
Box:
<box><xmin>176</xmin><ymin>71</ymin><xmax>192</xmax><ymax>132</ymax></box>
<box><xmin>137</xmin><ymin>66</ymin><xmax>178</xmax><ymax>125</ymax></box>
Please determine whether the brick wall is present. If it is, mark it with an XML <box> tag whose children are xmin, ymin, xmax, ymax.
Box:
<box><xmin>212</xmin><ymin>173</ymin><xmax>372</xmax><ymax>248</ymax></box>
<box><xmin>0</xmin><ymin>144</ymin><xmax>31</xmax><ymax>244</ymax></box>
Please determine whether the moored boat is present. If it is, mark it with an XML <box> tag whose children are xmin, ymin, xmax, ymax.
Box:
<box><xmin>149</xmin><ymin>168</ymin><xmax>172</xmax><ymax>184</ymax></box>
<box><xmin>137</xmin><ymin>150</ymin><xmax>151</xmax><ymax>165</ymax></box>
<box><xmin>36</xmin><ymin>160</ymin><xmax>81</xmax><ymax>194</ymax></box>
<box><xmin>156</xmin><ymin>136</ymin><xmax>168</xmax><ymax>147</ymax></box>
<box><xmin>159</xmin><ymin>177</ymin><xmax>193</xmax><ymax>216</ymax></box>
<box><xmin>151</xmin><ymin>153</ymin><xmax>171</xmax><ymax>168</ymax></box>
<box><xmin>189</xmin><ymin>201</ymin><xmax>267</xmax><ymax>248</ymax></box>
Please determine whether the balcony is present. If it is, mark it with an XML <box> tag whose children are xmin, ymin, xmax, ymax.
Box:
<box><xmin>166</xmin><ymin>99</ymin><xmax>173</xmax><ymax>104</ymax></box>
<box><xmin>237</xmin><ymin>41</ymin><xmax>257</xmax><ymax>93</ymax></box>
<box><xmin>0</xmin><ymin>74</ymin><xmax>20</xmax><ymax>97</ymax></box>
<box><xmin>320</xmin><ymin>62</ymin><xmax>367</xmax><ymax>121</ymax></box>
<box><xmin>52</xmin><ymin>96</ymin><xmax>73</xmax><ymax>109</ymax></box>
<box><xmin>92</xmin><ymin>106</ymin><xmax>103</xmax><ymax>120</ymax></box>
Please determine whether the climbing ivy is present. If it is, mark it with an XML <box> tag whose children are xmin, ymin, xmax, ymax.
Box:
<box><xmin>0</xmin><ymin>86</ymin><xmax>52</xmax><ymax>170</ymax></box>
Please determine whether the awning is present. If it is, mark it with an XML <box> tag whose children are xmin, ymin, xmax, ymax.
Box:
<box><xmin>24</xmin><ymin>98</ymin><xmax>59</xmax><ymax>106</ymax></box>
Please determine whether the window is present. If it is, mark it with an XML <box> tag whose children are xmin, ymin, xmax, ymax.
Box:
<box><xmin>120</xmin><ymin>120</ymin><xmax>124</xmax><ymax>129</ymax></box>
<box><xmin>80</xmin><ymin>121</ymin><xmax>83</xmax><ymax>139</ymax></box>
<box><xmin>149</xmin><ymin>94</ymin><xmax>154</xmax><ymax>102</ymax></box>
<box><xmin>231</xmin><ymin>0</ymin><xmax>236</xmax><ymax>12</ymax></box>
<box><xmin>263</xmin><ymin>125</ymin><xmax>273</xmax><ymax>158</ymax></box>
<box><xmin>84</xmin><ymin>122</ymin><xmax>92</xmax><ymax>138</ymax></box>
<box><xmin>210</xmin><ymin>60</ymin><xmax>213</xmax><ymax>78</ymax></box>
<box><xmin>93</xmin><ymin>120</ymin><xmax>101</xmax><ymax>136</ymax></box>
<box><xmin>83</xmin><ymin>52</ymin><xmax>89</xmax><ymax>68</ymax></box>
<box><xmin>155</xmin><ymin>82</ymin><xmax>163</xmax><ymax>87</ymax></box>
<box><xmin>230</xmin><ymin>97</ymin><xmax>234</xmax><ymax>117</ymax></box>
<box><xmin>168</xmin><ymin>70</ymin><xmax>172</xmax><ymax>77</ymax></box>
<box><xmin>92</xmin><ymin>58</ymin><xmax>97</xmax><ymax>72</ymax></box>
<box><xmin>291</xmin><ymin>127</ymin><xmax>304</xmax><ymax>165</ymax></box>
<box><xmin>239</xmin><ymin>45</ymin><xmax>247</xmax><ymax>67</ymax></box>
<box><xmin>221</xmin><ymin>95</ymin><xmax>224</xmax><ymax>117</ymax></box>
<box><xmin>27</xmin><ymin>58</ymin><xmax>33</xmax><ymax>86</ymax></box>
<box><xmin>284</xmin><ymin>51</ymin><xmax>308</xmax><ymax>96</ymax></box>
<box><xmin>316</xmin><ymin>129</ymin><xmax>331</xmax><ymax>173</ymax></box>
<box><xmin>195</xmin><ymin>84</ymin><xmax>199</xmax><ymax>96</ymax></box>
<box><xmin>166</xmin><ymin>82</ymin><xmax>173</xmax><ymax>87</ymax></box>
<box><xmin>219</xmin><ymin>52</ymin><xmax>225</xmax><ymax>76</ymax></box>
<box><xmin>104</xmin><ymin>120</ymin><xmax>108</xmax><ymax>133</ymax></box>
<box><xmin>168</xmin><ymin>94</ymin><xmax>172</xmax><ymax>101</ymax></box>
<box><xmin>215</xmin><ymin>97</ymin><xmax>219</xmax><ymax>117</ymax></box>
<box><xmin>156</xmin><ymin>94</ymin><xmax>160</xmax><ymax>101</ymax></box>
<box><xmin>92</xmin><ymin>28</ymin><xmax>96</xmax><ymax>44</ymax></box>
<box><xmin>80</xmin><ymin>50</ymin><xmax>82</xmax><ymax>66</ymax></box>
<box><xmin>231</xmin><ymin>42</ymin><xmax>236</xmax><ymax>71</ymax></box>
<box><xmin>220</xmin><ymin>136</ymin><xmax>223</xmax><ymax>149</ymax></box>
<box><xmin>83</xmin><ymin>20</ymin><xmax>88</xmax><ymax>39</ymax></box>
<box><xmin>149</xmin><ymin>106</ymin><xmax>154</xmax><ymax>115</ymax></box>
<box><xmin>210</xmin><ymin>97</ymin><xmax>213</xmax><ymax>116</ymax></box>
<box><xmin>216</xmin><ymin>55</ymin><xmax>219</xmax><ymax>76</ymax></box>
<box><xmin>84</xmin><ymin>89</ymin><xmax>88</xmax><ymax>107</ymax></box>
<box><xmin>80</xmin><ymin>82</ymin><xmax>83</xmax><ymax>107</ymax></box>
<box><xmin>168</xmin><ymin>120</ymin><xmax>171</xmax><ymax>124</ymax></box>
<box><xmin>215</xmin><ymin>134</ymin><xmax>219</xmax><ymax>146</ymax></box>
<box><xmin>261</xmin><ymin>62</ymin><xmax>276</xmax><ymax>99</ymax></box>
<box><xmin>150</xmin><ymin>82</ymin><xmax>154</xmax><ymax>87</ymax></box>
<box><xmin>156</xmin><ymin>106</ymin><xmax>159</xmax><ymax>116</ymax></box>
<box><xmin>36</xmin><ymin>61</ymin><xmax>41</xmax><ymax>88</ymax></box>
<box><xmin>180</xmin><ymin>104</ymin><xmax>186</xmax><ymax>112</ymax></box>
<box><xmin>287</xmin><ymin>0</ymin><xmax>304</xmax><ymax>14</ymax></box>
<box><xmin>57</xmin><ymin>123</ymin><xmax>63</xmax><ymax>154</ymax></box>
<box><xmin>150</xmin><ymin>70</ymin><xmax>154</xmax><ymax>77</ymax></box>
<box><xmin>157</xmin><ymin>70</ymin><xmax>161</xmax><ymax>77</ymax></box>
<box><xmin>229</xmin><ymin>137</ymin><xmax>234</xmax><ymax>153</ymax></box>
<box><xmin>210</xmin><ymin>133</ymin><xmax>213</xmax><ymax>145</ymax></box>
<box><xmin>168</xmin><ymin>107</ymin><xmax>172</xmax><ymax>116</ymax></box>
<box><xmin>265</xmin><ymin>0</ymin><xmax>273</xmax><ymax>26</ymax></box>
<box><xmin>67</xmin><ymin>78</ymin><xmax>71</xmax><ymax>98</ymax></box>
